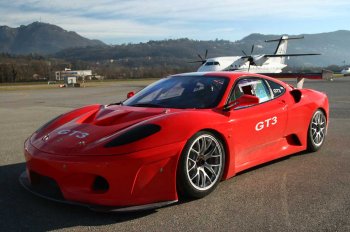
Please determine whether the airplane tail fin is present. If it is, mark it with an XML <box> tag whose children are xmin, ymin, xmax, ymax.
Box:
<box><xmin>265</xmin><ymin>36</ymin><xmax>304</xmax><ymax>64</ymax></box>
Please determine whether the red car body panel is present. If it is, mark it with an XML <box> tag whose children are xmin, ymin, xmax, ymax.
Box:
<box><xmin>21</xmin><ymin>72</ymin><xmax>329</xmax><ymax>210</ymax></box>
<box><xmin>24</xmin><ymin>140</ymin><xmax>181</xmax><ymax>206</ymax></box>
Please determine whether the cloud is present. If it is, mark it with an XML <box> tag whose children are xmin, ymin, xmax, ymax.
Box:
<box><xmin>0</xmin><ymin>0</ymin><xmax>349</xmax><ymax>43</ymax></box>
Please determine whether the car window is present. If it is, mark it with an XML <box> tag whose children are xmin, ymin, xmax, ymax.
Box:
<box><xmin>123</xmin><ymin>75</ymin><xmax>229</xmax><ymax>109</ymax></box>
<box><xmin>229</xmin><ymin>78</ymin><xmax>272</xmax><ymax>103</ymax></box>
<box><xmin>205</xmin><ymin>62</ymin><xmax>220</xmax><ymax>66</ymax></box>
<box><xmin>265</xmin><ymin>79</ymin><xmax>285</xmax><ymax>98</ymax></box>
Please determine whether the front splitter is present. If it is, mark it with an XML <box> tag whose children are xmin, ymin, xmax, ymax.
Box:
<box><xmin>19</xmin><ymin>171</ymin><xmax>177</xmax><ymax>212</ymax></box>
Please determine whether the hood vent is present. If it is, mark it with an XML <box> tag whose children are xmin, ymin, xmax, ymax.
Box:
<box><xmin>105</xmin><ymin>124</ymin><xmax>161</xmax><ymax>147</ymax></box>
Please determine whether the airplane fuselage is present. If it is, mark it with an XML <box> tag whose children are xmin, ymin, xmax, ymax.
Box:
<box><xmin>197</xmin><ymin>57</ymin><xmax>240</xmax><ymax>72</ymax></box>
<box><xmin>197</xmin><ymin>56</ymin><xmax>287</xmax><ymax>73</ymax></box>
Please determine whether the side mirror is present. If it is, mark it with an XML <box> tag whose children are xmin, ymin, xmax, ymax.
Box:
<box><xmin>224</xmin><ymin>94</ymin><xmax>259</xmax><ymax>111</ymax></box>
<box><xmin>127</xmin><ymin>91</ymin><xmax>135</xmax><ymax>99</ymax></box>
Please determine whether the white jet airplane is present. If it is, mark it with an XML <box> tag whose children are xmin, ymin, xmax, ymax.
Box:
<box><xmin>194</xmin><ymin>36</ymin><xmax>320</xmax><ymax>73</ymax></box>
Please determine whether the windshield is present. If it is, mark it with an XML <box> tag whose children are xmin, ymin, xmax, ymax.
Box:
<box><xmin>123</xmin><ymin>75</ymin><xmax>229</xmax><ymax>109</ymax></box>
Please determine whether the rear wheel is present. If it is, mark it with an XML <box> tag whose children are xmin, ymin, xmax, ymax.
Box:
<box><xmin>177</xmin><ymin>131</ymin><xmax>225</xmax><ymax>199</ymax></box>
<box><xmin>307</xmin><ymin>109</ymin><xmax>327</xmax><ymax>152</ymax></box>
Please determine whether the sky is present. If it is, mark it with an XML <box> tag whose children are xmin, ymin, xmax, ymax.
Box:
<box><xmin>0</xmin><ymin>0</ymin><xmax>349</xmax><ymax>44</ymax></box>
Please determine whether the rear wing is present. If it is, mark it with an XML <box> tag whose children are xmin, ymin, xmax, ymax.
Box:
<box><xmin>263</xmin><ymin>70</ymin><xmax>334</xmax><ymax>89</ymax></box>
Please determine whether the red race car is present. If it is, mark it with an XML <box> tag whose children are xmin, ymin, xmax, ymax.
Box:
<box><xmin>20</xmin><ymin>72</ymin><xmax>329</xmax><ymax>212</ymax></box>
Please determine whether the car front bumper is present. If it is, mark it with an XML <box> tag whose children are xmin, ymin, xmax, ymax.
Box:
<box><xmin>20</xmin><ymin>140</ymin><xmax>184</xmax><ymax>211</ymax></box>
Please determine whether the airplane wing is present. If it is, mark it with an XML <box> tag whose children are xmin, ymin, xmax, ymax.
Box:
<box><xmin>264</xmin><ymin>53</ymin><xmax>321</xmax><ymax>57</ymax></box>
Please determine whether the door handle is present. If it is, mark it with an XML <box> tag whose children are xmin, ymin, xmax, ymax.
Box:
<box><xmin>279</xmin><ymin>100</ymin><xmax>286</xmax><ymax>104</ymax></box>
<box><xmin>278</xmin><ymin>100</ymin><xmax>287</xmax><ymax>110</ymax></box>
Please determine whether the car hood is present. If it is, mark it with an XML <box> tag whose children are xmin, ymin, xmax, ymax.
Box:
<box><xmin>31</xmin><ymin>105</ymin><xmax>171</xmax><ymax>155</ymax></box>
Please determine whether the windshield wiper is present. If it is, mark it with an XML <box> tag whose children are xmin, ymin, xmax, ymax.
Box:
<box><xmin>130</xmin><ymin>103</ymin><xmax>163</xmax><ymax>108</ymax></box>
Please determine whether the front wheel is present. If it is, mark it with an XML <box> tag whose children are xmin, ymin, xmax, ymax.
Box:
<box><xmin>307</xmin><ymin>109</ymin><xmax>327</xmax><ymax>152</ymax></box>
<box><xmin>177</xmin><ymin>131</ymin><xmax>225</xmax><ymax>199</ymax></box>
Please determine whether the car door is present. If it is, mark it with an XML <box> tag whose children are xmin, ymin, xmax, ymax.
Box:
<box><xmin>227</xmin><ymin>77</ymin><xmax>288</xmax><ymax>166</ymax></box>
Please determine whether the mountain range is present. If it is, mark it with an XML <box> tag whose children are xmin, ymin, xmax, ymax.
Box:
<box><xmin>0</xmin><ymin>22</ymin><xmax>105</xmax><ymax>54</ymax></box>
<box><xmin>55</xmin><ymin>32</ymin><xmax>350</xmax><ymax>67</ymax></box>
<box><xmin>1</xmin><ymin>22</ymin><xmax>350</xmax><ymax>67</ymax></box>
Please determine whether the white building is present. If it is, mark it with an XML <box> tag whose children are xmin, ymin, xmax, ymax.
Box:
<box><xmin>55</xmin><ymin>69</ymin><xmax>92</xmax><ymax>81</ymax></box>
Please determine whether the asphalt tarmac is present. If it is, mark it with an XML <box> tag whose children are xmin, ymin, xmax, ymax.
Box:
<box><xmin>0</xmin><ymin>78</ymin><xmax>349</xmax><ymax>231</ymax></box>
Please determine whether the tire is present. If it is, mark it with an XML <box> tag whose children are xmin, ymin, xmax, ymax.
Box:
<box><xmin>177</xmin><ymin>131</ymin><xmax>226</xmax><ymax>199</ymax></box>
<box><xmin>307</xmin><ymin>109</ymin><xmax>327</xmax><ymax>152</ymax></box>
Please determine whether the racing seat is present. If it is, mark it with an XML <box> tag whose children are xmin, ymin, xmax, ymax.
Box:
<box><xmin>241</xmin><ymin>85</ymin><xmax>254</xmax><ymax>96</ymax></box>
